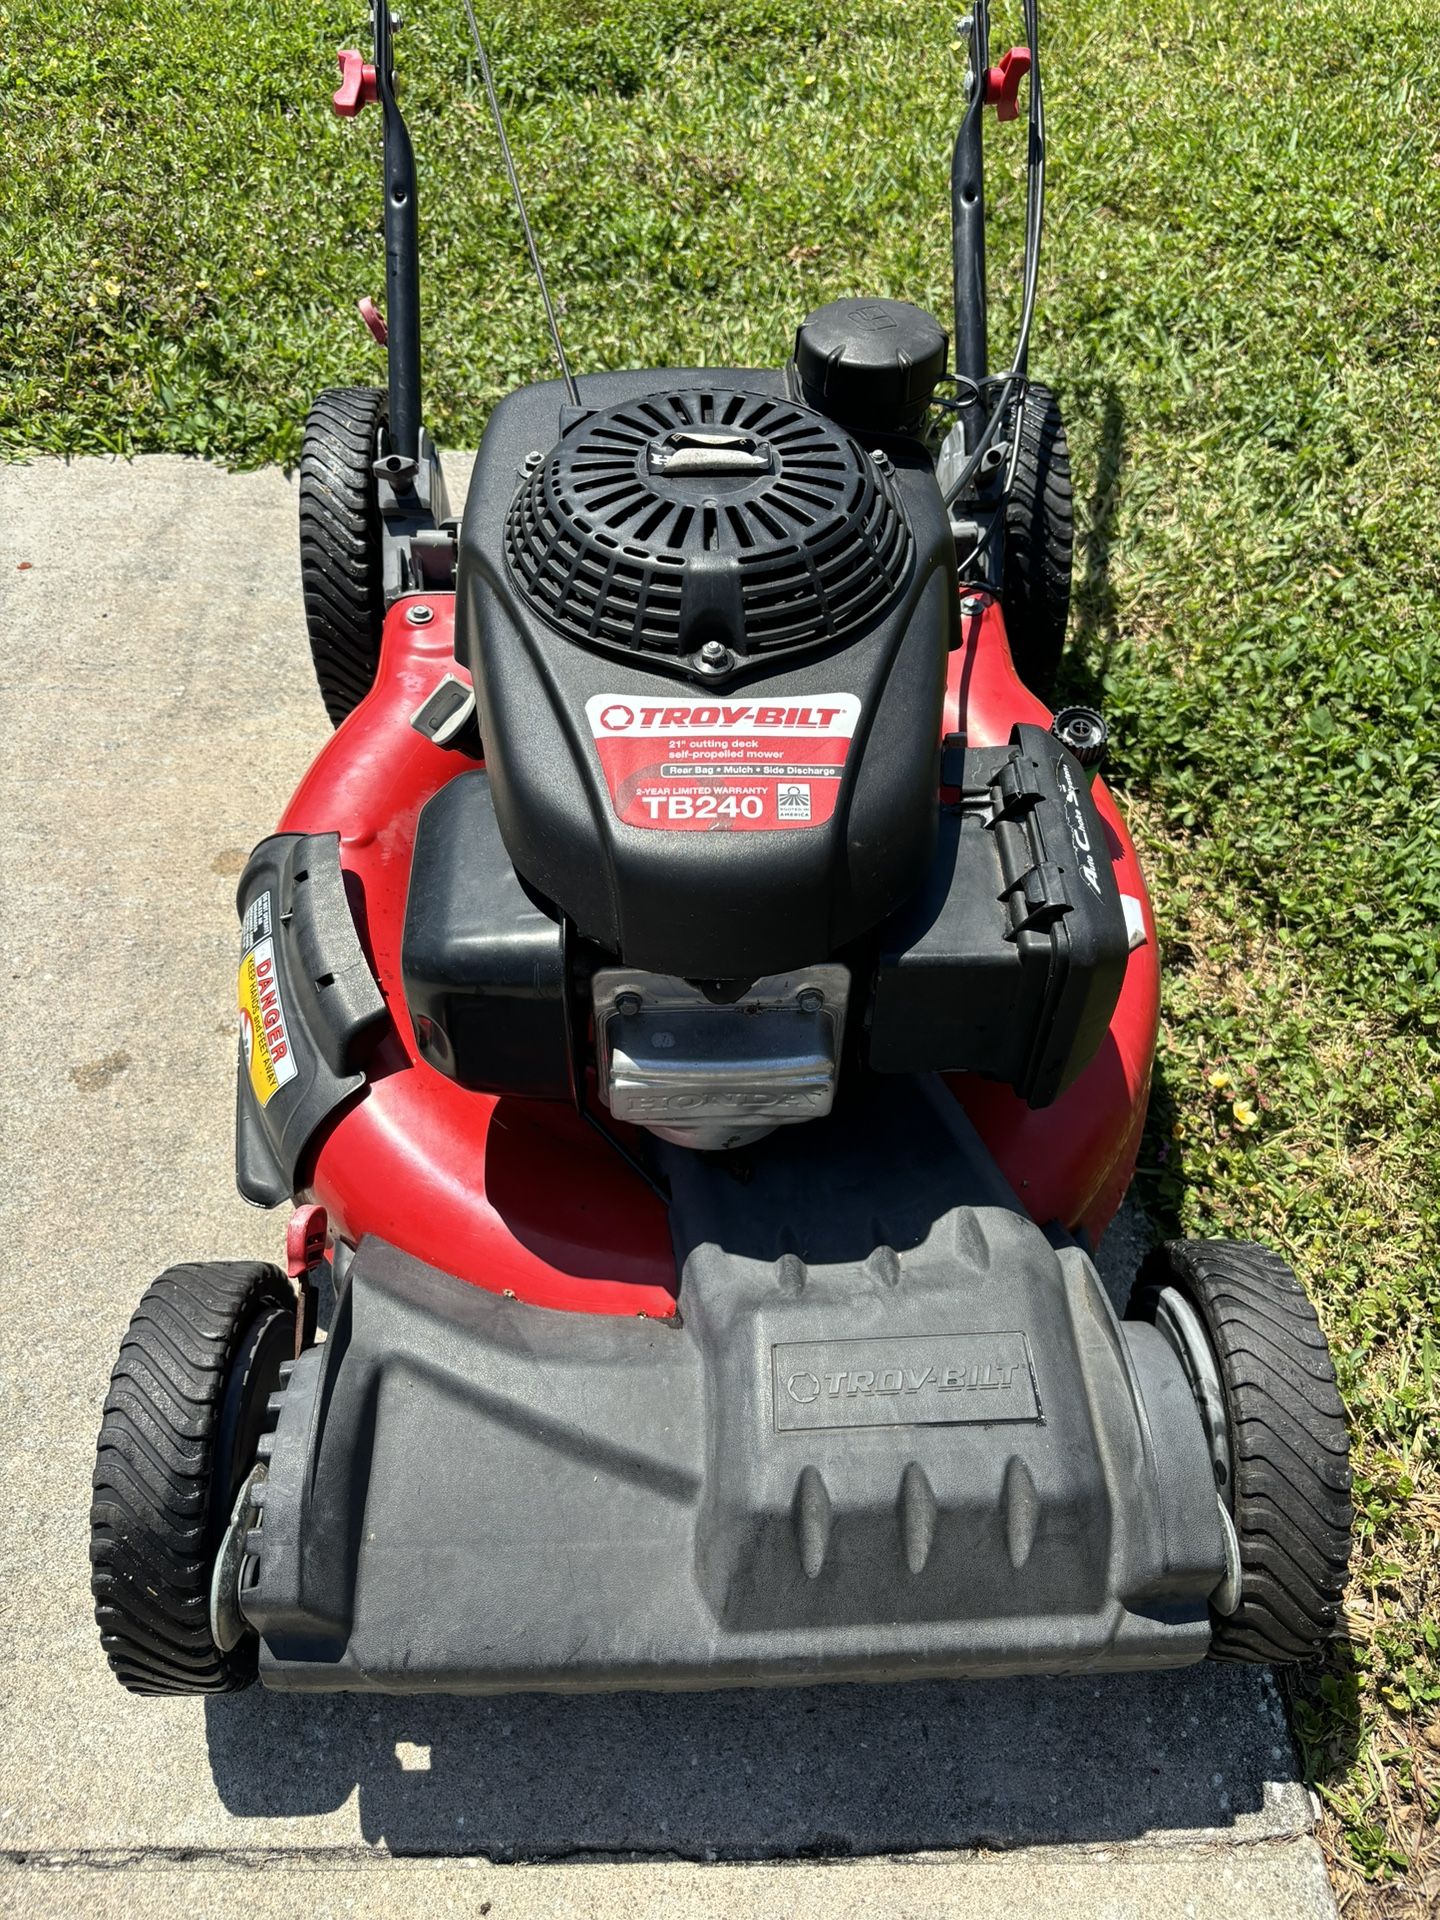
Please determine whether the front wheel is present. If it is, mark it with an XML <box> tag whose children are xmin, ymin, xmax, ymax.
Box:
<box><xmin>1127</xmin><ymin>1239</ymin><xmax>1352</xmax><ymax>1665</ymax></box>
<box><xmin>90</xmin><ymin>1261</ymin><xmax>293</xmax><ymax>1694</ymax></box>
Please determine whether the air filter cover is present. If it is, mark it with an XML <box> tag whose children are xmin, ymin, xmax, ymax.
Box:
<box><xmin>504</xmin><ymin>388</ymin><xmax>913</xmax><ymax>672</ymax></box>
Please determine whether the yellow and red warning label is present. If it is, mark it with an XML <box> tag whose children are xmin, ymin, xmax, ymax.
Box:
<box><xmin>238</xmin><ymin>890</ymin><xmax>297</xmax><ymax>1108</ymax></box>
<box><xmin>584</xmin><ymin>693</ymin><xmax>861</xmax><ymax>832</ymax></box>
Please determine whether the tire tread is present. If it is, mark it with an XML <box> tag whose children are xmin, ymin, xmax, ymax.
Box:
<box><xmin>1003</xmin><ymin>382</ymin><xmax>1074</xmax><ymax>700</ymax></box>
<box><xmin>299</xmin><ymin>387</ymin><xmax>387</xmax><ymax>726</ymax></box>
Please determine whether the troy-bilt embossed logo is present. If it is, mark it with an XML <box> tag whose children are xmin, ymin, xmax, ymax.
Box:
<box><xmin>625</xmin><ymin>1086</ymin><xmax>827</xmax><ymax>1119</ymax></box>
<box><xmin>772</xmin><ymin>1332</ymin><xmax>1041</xmax><ymax>1431</ymax></box>
<box><xmin>784</xmin><ymin>1360</ymin><xmax>1023</xmax><ymax>1402</ymax></box>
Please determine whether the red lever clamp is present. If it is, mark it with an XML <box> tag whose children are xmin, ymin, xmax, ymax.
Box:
<box><xmin>358</xmin><ymin>296</ymin><xmax>389</xmax><ymax>346</ymax></box>
<box><xmin>984</xmin><ymin>46</ymin><xmax>1032</xmax><ymax>122</ymax></box>
<box><xmin>286</xmin><ymin>1204</ymin><xmax>329</xmax><ymax>1278</ymax></box>
<box><xmin>285</xmin><ymin>1203</ymin><xmax>329</xmax><ymax>1357</ymax></box>
<box><xmin>333</xmin><ymin>48</ymin><xmax>379</xmax><ymax>118</ymax></box>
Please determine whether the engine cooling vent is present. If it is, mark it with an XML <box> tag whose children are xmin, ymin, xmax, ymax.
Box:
<box><xmin>504</xmin><ymin>389</ymin><xmax>913</xmax><ymax>671</ymax></box>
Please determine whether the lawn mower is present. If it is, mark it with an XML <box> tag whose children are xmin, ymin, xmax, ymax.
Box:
<box><xmin>91</xmin><ymin>0</ymin><xmax>1352</xmax><ymax>1697</ymax></box>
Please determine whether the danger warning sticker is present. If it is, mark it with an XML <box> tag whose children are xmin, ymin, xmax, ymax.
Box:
<box><xmin>238</xmin><ymin>890</ymin><xmax>296</xmax><ymax>1108</ymax></box>
<box><xmin>584</xmin><ymin>694</ymin><xmax>861</xmax><ymax>831</ymax></box>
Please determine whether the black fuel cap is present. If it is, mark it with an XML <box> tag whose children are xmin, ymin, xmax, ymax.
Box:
<box><xmin>794</xmin><ymin>299</ymin><xmax>948</xmax><ymax>435</ymax></box>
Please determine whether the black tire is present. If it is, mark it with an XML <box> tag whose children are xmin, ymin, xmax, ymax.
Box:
<box><xmin>90</xmin><ymin>1261</ymin><xmax>294</xmax><ymax>1695</ymax></box>
<box><xmin>299</xmin><ymin>386</ymin><xmax>388</xmax><ymax>726</ymax></box>
<box><xmin>1002</xmin><ymin>382</ymin><xmax>1073</xmax><ymax>701</ymax></box>
<box><xmin>1128</xmin><ymin>1239</ymin><xmax>1352</xmax><ymax>1665</ymax></box>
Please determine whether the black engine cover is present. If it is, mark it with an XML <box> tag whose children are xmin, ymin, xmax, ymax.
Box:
<box><xmin>456</xmin><ymin>370</ymin><xmax>956</xmax><ymax>979</ymax></box>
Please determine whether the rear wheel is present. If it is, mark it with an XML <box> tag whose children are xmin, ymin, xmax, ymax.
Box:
<box><xmin>90</xmin><ymin>1261</ymin><xmax>293</xmax><ymax>1695</ymax></box>
<box><xmin>299</xmin><ymin>386</ymin><xmax>388</xmax><ymax>726</ymax></box>
<box><xmin>1002</xmin><ymin>382</ymin><xmax>1073</xmax><ymax>701</ymax></box>
<box><xmin>1128</xmin><ymin>1239</ymin><xmax>1352</xmax><ymax>1665</ymax></box>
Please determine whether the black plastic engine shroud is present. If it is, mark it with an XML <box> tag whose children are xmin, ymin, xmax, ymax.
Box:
<box><xmin>505</xmin><ymin>386</ymin><xmax>915</xmax><ymax>666</ymax></box>
<box><xmin>457</xmin><ymin>369</ymin><xmax>956</xmax><ymax>980</ymax></box>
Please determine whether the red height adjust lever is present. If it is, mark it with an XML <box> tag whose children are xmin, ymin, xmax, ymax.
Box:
<box><xmin>333</xmin><ymin>48</ymin><xmax>379</xmax><ymax>118</ymax></box>
<box><xmin>984</xmin><ymin>46</ymin><xmax>1032</xmax><ymax>122</ymax></box>
<box><xmin>285</xmin><ymin>1203</ymin><xmax>328</xmax><ymax>1359</ymax></box>
<box><xmin>286</xmin><ymin>1204</ymin><xmax>329</xmax><ymax>1279</ymax></box>
<box><xmin>357</xmin><ymin>297</ymin><xmax>389</xmax><ymax>346</ymax></box>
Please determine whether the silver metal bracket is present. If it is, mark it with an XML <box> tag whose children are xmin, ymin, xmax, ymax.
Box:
<box><xmin>593</xmin><ymin>965</ymin><xmax>850</xmax><ymax>1152</ymax></box>
<box><xmin>376</xmin><ymin>426</ymin><xmax>456</xmax><ymax>603</ymax></box>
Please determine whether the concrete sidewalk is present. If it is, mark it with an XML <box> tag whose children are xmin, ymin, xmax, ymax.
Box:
<box><xmin>0</xmin><ymin>454</ymin><xmax>1335</xmax><ymax>1918</ymax></box>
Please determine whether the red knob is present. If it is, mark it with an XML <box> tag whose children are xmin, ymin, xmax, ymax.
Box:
<box><xmin>333</xmin><ymin>48</ymin><xmax>379</xmax><ymax>118</ymax></box>
<box><xmin>358</xmin><ymin>296</ymin><xmax>389</xmax><ymax>346</ymax></box>
<box><xmin>984</xmin><ymin>46</ymin><xmax>1032</xmax><ymax>122</ymax></box>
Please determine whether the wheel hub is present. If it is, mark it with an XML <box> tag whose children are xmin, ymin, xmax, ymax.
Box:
<box><xmin>209</xmin><ymin>1463</ymin><xmax>267</xmax><ymax>1653</ymax></box>
<box><xmin>1150</xmin><ymin>1283</ymin><xmax>1243</xmax><ymax>1616</ymax></box>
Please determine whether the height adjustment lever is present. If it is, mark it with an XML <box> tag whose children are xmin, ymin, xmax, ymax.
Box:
<box><xmin>357</xmin><ymin>296</ymin><xmax>388</xmax><ymax>345</ymax></box>
<box><xmin>285</xmin><ymin>1203</ymin><xmax>328</xmax><ymax>1357</ymax></box>
<box><xmin>984</xmin><ymin>46</ymin><xmax>1032</xmax><ymax>122</ymax></box>
<box><xmin>333</xmin><ymin>48</ymin><xmax>379</xmax><ymax>118</ymax></box>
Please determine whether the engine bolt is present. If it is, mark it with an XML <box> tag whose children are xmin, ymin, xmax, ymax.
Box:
<box><xmin>797</xmin><ymin>988</ymin><xmax>824</xmax><ymax>1014</ymax></box>
<box><xmin>698</xmin><ymin>640</ymin><xmax>732</xmax><ymax>674</ymax></box>
<box><xmin>406</xmin><ymin>603</ymin><xmax>434</xmax><ymax>626</ymax></box>
<box><xmin>615</xmin><ymin>991</ymin><xmax>643</xmax><ymax>1018</ymax></box>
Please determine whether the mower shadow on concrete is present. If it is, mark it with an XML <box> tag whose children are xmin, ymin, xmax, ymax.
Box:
<box><xmin>201</xmin><ymin>1215</ymin><xmax>1312</xmax><ymax>1859</ymax></box>
<box><xmin>201</xmin><ymin>1663</ymin><xmax>1302</xmax><ymax>1857</ymax></box>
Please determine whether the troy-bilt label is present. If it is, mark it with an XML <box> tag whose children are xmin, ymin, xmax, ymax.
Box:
<box><xmin>772</xmin><ymin>1332</ymin><xmax>1040</xmax><ymax>1431</ymax></box>
<box><xmin>585</xmin><ymin>693</ymin><xmax>861</xmax><ymax>831</ymax></box>
<box><xmin>238</xmin><ymin>890</ymin><xmax>296</xmax><ymax>1109</ymax></box>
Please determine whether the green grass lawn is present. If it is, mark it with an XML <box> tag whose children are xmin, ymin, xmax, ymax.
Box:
<box><xmin>5</xmin><ymin>0</ymin><xmax>1437</xmax><ymax>1904</ymax></box>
